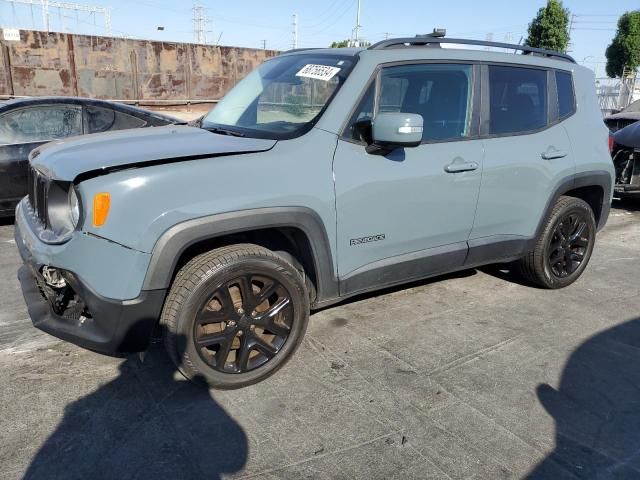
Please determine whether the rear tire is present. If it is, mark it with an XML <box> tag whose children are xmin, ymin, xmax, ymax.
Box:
<box><xmin>518</xmin><ymin>196</ymin><xmax>596</xmax><ymax>289</ymax></box>
<box><xmin>160</xmin><ymin>244</ymin><xmax>309</xmax><ymax>389</ymax></box>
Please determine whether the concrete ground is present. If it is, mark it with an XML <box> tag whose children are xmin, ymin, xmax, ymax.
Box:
<box><xmin>0</xmin><ymin>201</ymin><xmax>639</xmax><ymax>480</ymax></box>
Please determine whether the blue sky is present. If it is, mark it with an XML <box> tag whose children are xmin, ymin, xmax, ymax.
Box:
<box><xmin>0</xmin><ymin>0</ymin><xmax>637</xmax><ymax>77</ymax></box>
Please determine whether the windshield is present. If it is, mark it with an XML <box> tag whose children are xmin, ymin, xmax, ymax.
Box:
<box><xmin>202</xmin><ymin>54</ymin><xmax>355</xmax><ymax>139</ymax></box>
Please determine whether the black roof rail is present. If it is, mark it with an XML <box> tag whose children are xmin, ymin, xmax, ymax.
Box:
<box><xmin>368</xmin><ymin>37</ymin><xmax>576</xmax><ymax>63</ymax></box>
<box><xmin>281</xmin><ymin>47</ymin><xmax>322</xmax><ymax>54</ymax></box>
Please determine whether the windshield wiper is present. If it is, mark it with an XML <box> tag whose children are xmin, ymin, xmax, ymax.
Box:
<box><xmin>206</xmin><ymin>126</ymin><xmax>245</xmax><ymax>137</ymax></box>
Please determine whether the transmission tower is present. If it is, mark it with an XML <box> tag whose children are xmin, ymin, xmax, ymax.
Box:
<box><xmin>192</xmin><ymin>1</ymin><xmax>207</xmax><ymax>44</ymax></box>
<box><xmin>6</xmin><ymin>0</ymin><xmax>111</xmax><ymax>34</ymax></box>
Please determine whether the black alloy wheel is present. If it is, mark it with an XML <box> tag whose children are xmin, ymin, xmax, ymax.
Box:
<box><xmin>518</xmin><ymin>196</ymin><xmax>596</xmax><ymax>289</ymax></box>
<box><xmin>194</xmin><ymin>274</ymin><xmax>293</xmax><ymax>374</ymax></box>
<box><xmin>161</xmin><ymin>244</ymin><xmax>309</xmax><ymax>389</ymax></box>
<box><xmin>546</xmin><ymin>212</ymin><xmax>591</xmax><ymax>278</ymax></box>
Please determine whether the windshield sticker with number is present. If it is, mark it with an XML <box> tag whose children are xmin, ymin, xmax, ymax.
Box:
<box><xmin>296</xmin><ymin>64</ymin><xmax>341</xmax><ymax>81</ymax></box>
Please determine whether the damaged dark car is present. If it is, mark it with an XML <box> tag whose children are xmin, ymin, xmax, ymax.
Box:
<box><xmin>0</xmin><ymin>97</ymin><xmax>181</xmax><ymax>217</ymax></box>
<box><xmin>611</xmin><ymin>121</ymin><xmax>640</xmax><ymax>199</ymax></box>
<box><xmin>604</xmin><ymin>99</ymin><xmax>640</xmax><ymax>132</ymax></box>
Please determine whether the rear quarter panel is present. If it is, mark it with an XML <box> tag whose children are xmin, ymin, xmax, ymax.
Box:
<box><xmin>565</xmin><ymin>66</ymin><xmax>614</xmax><ymax>193</ymax></box>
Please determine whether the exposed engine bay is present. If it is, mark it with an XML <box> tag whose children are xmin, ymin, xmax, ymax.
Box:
<box><xmin>612</xmin><ymin>147</ymin><xmax>640</xmax><ymax>193</ymax></box>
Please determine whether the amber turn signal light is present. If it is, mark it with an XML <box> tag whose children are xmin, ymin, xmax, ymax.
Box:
<box><xmin>93</xmin><ymin>193</ymin><xmax>111</xmax><ymax>227</ymax></box>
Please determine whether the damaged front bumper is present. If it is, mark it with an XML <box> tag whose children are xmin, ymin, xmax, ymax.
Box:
<box><xmin>14</xmin><ymin>201</ymin><xmax>166</xmax><ymax>354</ymax></box>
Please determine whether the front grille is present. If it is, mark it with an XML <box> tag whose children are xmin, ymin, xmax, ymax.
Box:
<box><xmin>27</xmin><ymin>166</ymin><xmax>49</xmax><ymax>227</ymax></box>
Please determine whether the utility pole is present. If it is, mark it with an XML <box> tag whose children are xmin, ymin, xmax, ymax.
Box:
<box><xmin>42</xmin><ymin>0</ymin><xmax>49</xmax><ymax>32</ymax></box>
<box><xmin>261</xmin><ymin>39</ymin><xmax>266</xmax><ymax>50</ymax></box>
<box><xmin>292</xmin><ymin>13</ymin><xmax>298</xmax><ymax>49</ymax></box>
<box><xmin>567</xmin><ymin>13</ymin><xmax>576</xmax><ymax>53</ymax></box>
<box><xmin>354</xmin><ymin>0</ymin><xmax>362</xmax><ymax>47</ymax></box>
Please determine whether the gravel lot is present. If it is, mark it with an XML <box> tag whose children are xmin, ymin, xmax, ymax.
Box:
<box><xmin>0</xmin><ymin>201</ymin><xmax>639</xmax><ymax>480</ymax></box>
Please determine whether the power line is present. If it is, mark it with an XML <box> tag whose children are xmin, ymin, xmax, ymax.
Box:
<box><xmin>304</xmin><ymin>0</ymin><xmax>356</xmax><ymax>37</ymax></box>
<box><xmin>5</xmin><ymin>0</ymin><xmax>111</xmax><ymax>34</ymax></box>
<box><xmin>301</xmin><ymin>0</ymin><xmax>344</xmax><ymax>29</ymax></box>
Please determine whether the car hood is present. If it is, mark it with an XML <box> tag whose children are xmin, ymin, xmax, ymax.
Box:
<box><xmin>30</xmin><ymin>125</ymin><xmax>277</xmax><ymax>181</ymax></box>
<box><xmin>614</xmin><ymin>121</ymin><xmax>640</xmax><ymax>149</ymax></box>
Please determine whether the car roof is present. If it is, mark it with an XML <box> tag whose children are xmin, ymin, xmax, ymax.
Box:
<box><xmin>281</xmin><ymin>47</ymin><xmax>364</xmax><ymax>57</ymax></box>
<box><xmin>0</xmin><ymin>96</ymin><xmax>181</xmax><ymax>123</ymax></box>
<box><xmin>281</xmin><ymin>40</ymin><xmax>576</xmax><ymax>70</ymax></box>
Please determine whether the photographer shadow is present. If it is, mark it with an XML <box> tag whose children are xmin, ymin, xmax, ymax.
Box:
<box><xmin>527</xmin><ymin>317</ymin><xmax>640</xmax><ymax>479</ymax></box>
<box><xmin>24</xmin><ymin>333</ymin><xmax>248</xmax><ymax>480</ymax></box>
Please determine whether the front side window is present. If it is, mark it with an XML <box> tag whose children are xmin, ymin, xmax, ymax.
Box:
<box><xmin>489</xmin><ymin>66</ymin><xmax>548</xmax><ymax>135</ymax></box>
<box><xmin>379</xmin><ymin>64</ymin><xmax>473</xmax><ymax>141</ymax></box>
<box><xmin>345</xmin><ymin>83</ymin><xmax>375</xmax><ymax>142</ymax></box>
<box><xmin>555</xmin><ymin>71</ymin><xmax>575</xmax><ymax>119</ymax></box>
<box><xmin>202</xmin><ymin>54</ymin><xmax>354</xmax><ymax>140</ymax></box>
<box><xmin>346</xmin><ymin>63</ymin><xmax>474</xmax><ymax>143</ymax></box>
<box><xmin>0</xmin><ymin>105</ymin><xmax>82</xmax><ymax>145</ymax></box>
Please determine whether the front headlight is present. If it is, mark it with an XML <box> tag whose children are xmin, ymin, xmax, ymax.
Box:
<box><xmin>68</xmin><ymin>187</ymin><xmax>80</xmax><ymax>228</ymax></box>
<box><xmin>44</xmin><ymin>182</ymin><xmax>82</xmax><ymax>241</ymax></box>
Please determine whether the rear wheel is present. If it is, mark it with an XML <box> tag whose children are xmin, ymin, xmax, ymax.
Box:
<box><xmin>518</xmin><ymin>196</ymin><xmax>596</xmax><ymax>289</ymax></box>
<box><xmin>160</xmin><ymin>244</ymin><xmax>309</xmax><ymax>389</ymax></box>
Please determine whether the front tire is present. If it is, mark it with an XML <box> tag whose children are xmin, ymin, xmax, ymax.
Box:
<box><xmin>518</xmin><ymin>196</ymin><xmax>596</xmax><ymax>289</ymax></box>
<box><xmin>160</xmin><ymin>244</ymin><xmax>309</xmax><ymax>389</ymax></box>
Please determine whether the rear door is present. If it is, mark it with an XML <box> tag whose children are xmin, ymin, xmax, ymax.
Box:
<box><xmin>469</xmin><ymin>65</ymin><xmax>575</xmax><ymax>254</ymax></box>
<box><xmin>0</xmin><ymin>104</ymin><xmax>82</xmax><ymax>212</ymax></box>
<box><xmin>334</xmin><ymin>62</ymin><xmax>483</xmax><ymax>294</ymax></box>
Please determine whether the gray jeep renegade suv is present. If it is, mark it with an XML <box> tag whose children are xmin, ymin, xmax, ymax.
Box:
<box><xmin>15</xmin><ymin>36</ymin><xmax>614</xmax><ymax>388</ymax></box>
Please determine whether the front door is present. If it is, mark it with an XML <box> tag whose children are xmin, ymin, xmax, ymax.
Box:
<box><xmin>334</xmin><ymin>62</ymin><xmax>483</xmax><ymax>295</ymax></box>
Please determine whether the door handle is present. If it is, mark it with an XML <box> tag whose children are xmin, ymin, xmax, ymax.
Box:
<box><xmin>445</xmin><ymin>161</ymin><xmax>479</xmax><ymax>173</ymax></box>
<box><xmin>541</xmin><ymin>147</ymin><xmax>568</xmax><ymax>160</ymax></box>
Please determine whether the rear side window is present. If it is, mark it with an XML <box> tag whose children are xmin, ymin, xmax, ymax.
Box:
<box><xmin>489</xmin><ymin>66</ymin><xmax>547</xmax><ymax>135</ymax></box>
<box><xmin>556</xmin><ymin>71</ymin><xmax>575</xmax><ymax>119</ymax></box>
<box><xmin>86</xmin><ymin>106</ymin><xmax>147</xmax><ymax>134</ymax></box>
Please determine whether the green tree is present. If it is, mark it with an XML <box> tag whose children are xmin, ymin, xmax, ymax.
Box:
<box><xmin>605</xmin><ymin>10</ymin><xmax>640</xmax><ymax>78</ymax></box>
<box><xmin>525</xmin><ymin>0</ymin><xmax>570</xmax><ymax>53</ymax></box>
<box><xmin>330</xmin><ymin>39</ymin><xmax>371</xmax><ymax>48</ymax></box>
<box><xmin>330</xmin><ymin>40</ymin><xmax>350</xmax><ymax>48</ymax></box>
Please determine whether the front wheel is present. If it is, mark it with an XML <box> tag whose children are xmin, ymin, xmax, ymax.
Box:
<box><xmin>160</xmin><ymin>244</ymin><xmax>309</xmax><ymax>389</ymax></box>
<box><xmin>518</xmin><ymin>196</ymin><xmax>596</xmax><ymax>289</ymax></box>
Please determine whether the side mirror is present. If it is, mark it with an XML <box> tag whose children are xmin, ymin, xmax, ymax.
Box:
<box><xmin>367</xmin><ymin>112</ymin><xmax>423</xmax><ymax>155</ymax></box>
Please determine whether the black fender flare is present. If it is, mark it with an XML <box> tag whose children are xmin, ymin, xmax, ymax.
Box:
<box><xmin>535</xmin><ymin>170</ymin><xmax>613</xmax><ymax>239</ymax></box>
<box><xmin>142</xmin><ymin>207</ymin><xmax>339</xmax><ymax>304</ymax></box>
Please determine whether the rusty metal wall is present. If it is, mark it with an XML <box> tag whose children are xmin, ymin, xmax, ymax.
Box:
<box><xmin>0</xmin><ymin>30</ymin><xmax>278</xmax><ymax>101</ymax></box>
